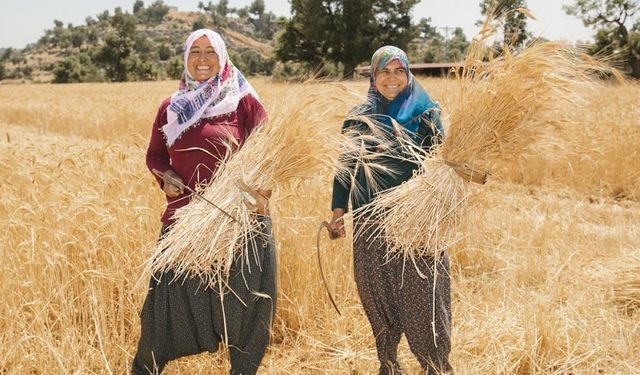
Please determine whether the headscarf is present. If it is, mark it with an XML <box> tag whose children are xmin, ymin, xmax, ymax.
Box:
<box><xmin>366</xmin><ymin>46</ymin><xmax>439</xmax><ymax>134</ymax></box>
<box><xmin>162</xmin><ymin>29</ymin><xmax>259</xmax><ymax>147</ymax></box>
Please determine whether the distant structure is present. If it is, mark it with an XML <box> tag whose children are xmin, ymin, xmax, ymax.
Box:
<box><xmin>168</xmin><ymin>6</ymin><xmax>178</xmax><ymax>12</ymax></box>
<box><xmin>354</xmin><ymin>62</ymin><xmax>464</xmax><ymax>77</ymax></box>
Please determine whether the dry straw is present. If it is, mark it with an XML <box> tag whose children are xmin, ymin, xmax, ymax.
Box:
<box><xmin>147</xmin><ymin>85</ymin><xmax>346</xmax><ymax>288</ymax></box>
<box><xmin>357</xmin><ymin>16</ymin><xmax>618</xmax><ymax>260</ymax></box>
<box><xmin>612</xmin><ymin>257</ymin><xmax>640</xmax><ymax>315</ymax></box>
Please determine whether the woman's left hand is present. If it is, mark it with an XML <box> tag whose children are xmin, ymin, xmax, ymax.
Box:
<box><xmin>237</xmin><ymin>179</ymin><xmax>271</xmax><ymax>216</ymax></box>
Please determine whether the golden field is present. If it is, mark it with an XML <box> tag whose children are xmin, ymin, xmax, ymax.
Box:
<box><xmin>0</xmin><ymin>77</ymin><xmax>639</xmax><ymax>374</ymax></box>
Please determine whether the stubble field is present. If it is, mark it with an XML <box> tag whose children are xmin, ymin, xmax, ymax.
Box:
<box><xmin>0</xmin><ymin>77</ymin><xmax>639</xmax><ymax>374</ymax></box>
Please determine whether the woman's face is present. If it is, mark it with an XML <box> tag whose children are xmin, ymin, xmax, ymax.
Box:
<box><xmin>186</xmin><ymin>35</ymin><xmax>220</xmax><ymax>81</ymax></box>
<box><xmin>375</xmin><ymin>60</ymin><xmax>408</xmax><ymax>100</ymax></box>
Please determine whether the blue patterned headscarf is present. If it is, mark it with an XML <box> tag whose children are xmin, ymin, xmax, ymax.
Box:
<box><xmin>367</xmin><ymin>46</ymin><xmax>439</xmax><ymax>134</ymax></box>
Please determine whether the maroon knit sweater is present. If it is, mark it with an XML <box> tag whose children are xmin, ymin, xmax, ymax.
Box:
<box><xmin>146</xmin><ymin>94</ymin><xmax>267</xmax><ymax>224</ymax></box>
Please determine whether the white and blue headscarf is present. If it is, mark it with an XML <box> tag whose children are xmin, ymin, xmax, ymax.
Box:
<box><xmin>366</xmin><ymin>46</ymin><xmax>440</xmax><ymax>134</ymax></box>
<box><xmin>162</xmin><ymin>29</ymin><xmax>259</xmax><ymax>147</ymax></box>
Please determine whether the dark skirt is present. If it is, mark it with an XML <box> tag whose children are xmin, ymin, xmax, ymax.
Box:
<box><xmin>132</xmin><ymin>216</ymin><xmax>277</xmax><ymax>375</ymax></box>
<box><xmin>353</xmin><ymin>218</ymin><xmax>452</xmax><ymax>375</ymax></box>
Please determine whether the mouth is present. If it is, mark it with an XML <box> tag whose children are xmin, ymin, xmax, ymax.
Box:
<box><xmin>384</xmin><ymin>84</ymin><xmax>400</xmax><ymax>90</ymax></box>
<box><xmin>195</xmin><ymin>65</ymin><xmax>212</xmax><ymax>72</ymax></box>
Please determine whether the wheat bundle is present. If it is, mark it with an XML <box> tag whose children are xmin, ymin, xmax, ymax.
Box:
<box><xmin>612</xmin><ymin>258</ymin><xmax>640</xmax><ymax>315</ymax></box>
<box><xmin>147</xmin><ymin>86</ymin><xmax>345</xmax><ymax>287</ymax></box>
<box><xmin>360</xmin><ymin>22</ymin><xmax>617</xmax><ymax>259</ymax></box>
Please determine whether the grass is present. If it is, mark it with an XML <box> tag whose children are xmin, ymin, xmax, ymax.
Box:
<box><xmin>0</xmin><ymin>77</ymin><xmax>639</xmax><ymax>374</ymax></box>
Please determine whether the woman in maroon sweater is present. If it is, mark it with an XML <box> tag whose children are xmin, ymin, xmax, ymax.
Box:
<box><xmin>132</xmin><ymin>29</ymin><xmax>273</xmax><ymax>375</ymax></box>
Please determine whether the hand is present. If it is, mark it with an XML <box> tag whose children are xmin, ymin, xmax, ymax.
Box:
<box><xmin>327</xmin><ymin>208</ymin><xmax>346</xmax><ymax>240</ymax></box>
<box><xmin>161</xmin><ymin>169</ymin><xmax>184</xmax><ymax>198</ymax></box>
<box><xmin>237</xmin><ymin>179</ymin><xmax>271</xmax><ymax>216</ymax></box>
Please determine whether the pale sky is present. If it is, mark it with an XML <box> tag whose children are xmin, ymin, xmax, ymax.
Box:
<box><xmin>0</xmin><ymin>0</ymin><xmax>597</xmax><ymax>49</ymax></box>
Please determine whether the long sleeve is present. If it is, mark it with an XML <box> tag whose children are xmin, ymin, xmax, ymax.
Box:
<box><xmin>146</xmin><ymin>98</ymin><xmax>172</xmax><ymax>187</ymax></box>
<box><xmin>331</xmin><ymin>119</ymin><xmax>357</xmax><ymax>212</ymax></box>
<box><xmin>238</xmin><ymin>94</ymin><xmax>268</xmax><ymax>140</ymax></box>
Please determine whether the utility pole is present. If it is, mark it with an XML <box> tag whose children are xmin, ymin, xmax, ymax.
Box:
<box><xmin>439</xmin><ymin>26</ymin><xmax>452</xmax><ymax>50</ymax></box>
<box><xmin>439</xmin><ymin>26</ymin><xmax>453</xmax><ymax>40</ymax></box>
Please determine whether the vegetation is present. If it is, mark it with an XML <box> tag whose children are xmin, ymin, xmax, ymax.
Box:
<box><xmin>1</xmin><ymin>0</ymin><xmax>639</xmax><ymax>82</ymax></box>
<box><xmin>564</xmin><ymin>0</ymin><xmax>640</xmax><ymax>77</ymax></box>
<box><xmin>480</xmin><ymin>0</ymin><xmax>530</xmax><ymax>48</ymax></box>
<box><xmin>275</xmin><ymin>0</ymin><xmax>420</xmax><ymax>77</ymax></box>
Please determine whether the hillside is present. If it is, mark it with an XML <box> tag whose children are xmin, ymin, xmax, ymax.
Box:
<box><xmin>0</xmin><ymin>7</ymin><xmax>279</xmax><ymax>84</ymax></box>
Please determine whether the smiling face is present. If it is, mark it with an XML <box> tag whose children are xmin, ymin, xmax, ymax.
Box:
<box><xmin>186</xmin><ymin>35</ymin><xmax>220</xmax><ymax>81</ymax></box>
<box><xmin>374</xmin><ymin>59</ymin><xmax>409</xmax><ymax>100</ymax></box>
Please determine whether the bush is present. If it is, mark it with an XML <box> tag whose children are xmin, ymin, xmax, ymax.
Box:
<box><xmin>229</xmin><ymin>49</ymin><xmax>274</xmax><ymax>76</ymax></box>
<box><xmin>53</xmin><ymin>54</ymin><xmax>101</xmax><ymax>83</ymax></box>
<box><xmin>165</xmin><ymin>55</ymin><xmax>183</xmax><ymax>79</ymax></box>
<box><xmin>271</xmin><ymin>61</ymin><xmax>308</xmax><ymax>81</ymax></box>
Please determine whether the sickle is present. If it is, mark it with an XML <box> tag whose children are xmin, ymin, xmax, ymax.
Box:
<box><xmin>152</xmin><ymin>168</ymin><xmax>240</xmax><ymax>223</ymax></box>
<box><xmin>316</xmin><ymin>221</ymin><xmax>342</xmax><ymax>316</ymax></box>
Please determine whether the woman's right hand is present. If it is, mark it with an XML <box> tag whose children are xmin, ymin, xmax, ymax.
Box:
<box><xmin>161</xmin><ymin>169</ymin><xmax>184</xmax><ymax>198</ymax></box>
<box><xmin>327</xmin><ymin>208</ymin><xmax>346</xmax><ymax>240</ymax></box>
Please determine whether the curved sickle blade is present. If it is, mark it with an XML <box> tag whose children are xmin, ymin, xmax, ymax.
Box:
<box><xmin>316</xmin><ymin>221</ymin><xmax>342</xmax><ymax>316</ymax></box>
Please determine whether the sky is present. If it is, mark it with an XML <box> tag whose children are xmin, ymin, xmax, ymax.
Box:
<box><xmin>0</xmin><ymin>0</ymin><xmax>597</xmax><ymax>49</ymax></box>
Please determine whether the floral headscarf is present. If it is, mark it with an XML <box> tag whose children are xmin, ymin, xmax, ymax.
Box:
<box><xmin>162</xmin><ymin>29</ymin><xmax>259</xmax><ymax>147</ymax></box>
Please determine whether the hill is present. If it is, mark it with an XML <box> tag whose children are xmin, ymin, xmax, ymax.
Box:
<box><xmin>0</xmin><ymin>4</ymin><xmax>281</xmax><ymax>84</ymax></box>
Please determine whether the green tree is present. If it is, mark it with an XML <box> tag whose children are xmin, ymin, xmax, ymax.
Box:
<box><xmin>564</xmin><ymin>0</ymin><xmax>640</xmax><ymax>77</ymax></box>
<box><xmin>249</xmin><ymin>0</ymin><xmax>265</xmax><ymax>17</ymax></box>
<box><xmin>133</xmin><ymin>0</ymin><xmax>145</xmax><ymax>15</ymax></box>
<box><xmin>0</xmin><ymin>63</ymin><xmax>5</xmax><ymax>81</ymax></box>
<box><xmin>480</xmin><ymin>0</ymin><xmax>529</xmax><ymax>48</ymax></box>
<box><xmin>141</xmin><ymin>0</ymin><xmax>170</xmax><ymax>24</ymax></box>
<box><xmin>192</xmin><ymin>18</ymin><xmax>206</xmax><ymax>31</ymax></box>
<box><xmin>276</xmin><ymin>0</ymin><xmax>419</xmax><ymax>78</ymax></box>
<box><xmin>414</xmin><ymin>19</ymin><xmax>469</xmax><ymax>63</ymax></box>
<box><xmin>53</xmin><ymin>53</ymin><xmax>100</xmax><ymax>83</ymax></box>
<box><xmin>93</xmin><ymin>13</ymin><xmax>137</xmax><ymax>81</ymax></box>
<box><xmin>165</xmin><ymin>55</ymin><xmax>183</xmax><ymax>79</ymax></box>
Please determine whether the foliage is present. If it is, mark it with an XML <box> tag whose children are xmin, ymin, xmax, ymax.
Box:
<box><xmin>276</xmin><ymin>0</ymin><xmax>419</xmax><ymax>77</ymax></box>
<box><xmin>52</xmin><ymin>53</ymin><xmax>101</xmax><ymax>83</ymax></box>
<box><xmin>138</xmin><ymin>0</ymin><xmax>170</xmax><ymax>24</ymax></box>
<box><xmin>413</xmin><ymin>18</ymin><xmax>470</xmax><ymax>63</ymax></box>
<box><xmin>480</xmin><ymin>0</ymin><xmax>530</xmax><ymax>48</ymax></box>
<box><xmin>564</xmin><ymin>0</ymin><xmax>640</xmax><ymax>77</ymax></box>
<box><xmin>165</xmin><ymin>55</ymin><xmax>183</xmax><ymax>79</ymax></box>
<box><xmin>229</xmin><ymin>49</ymin><xmax>274</xmax><ymax>76</ymax></box>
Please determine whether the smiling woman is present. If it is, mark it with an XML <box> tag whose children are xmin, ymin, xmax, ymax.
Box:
<box><xmin>328</xmin><ymin>45</ymin><xmax>452</xmax><ymax>375</ymax></box>
<box><xmin>186</xmin><ymin>35</ymin><xmax>221</xmax><ymax>81</ymax></box>
<box><xmin>131</xmin><ymin>29</ymin><xmax>274</xmax><ymax>375</ymax></box>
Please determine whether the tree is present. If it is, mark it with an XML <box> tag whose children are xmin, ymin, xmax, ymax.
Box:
<box><xmin>249</xmin><ymin>0</ymin><xmax>265</xmax><ymax>17</ymax></box>
<box><xmin>0</xmin><ymin>63</ymin><xmax>5</xmax><ymax>81</ymax></box>
<box><xmin>413</xmin><ymin>18</ymin><xmax>469</xmax><ymax>63</ymax></box>
<box><xmin>564</xmin><ymin>0</ymin><xmax>640</xmax><ymax>77</ymax></box>
<box><xmin>480</xmin><ymin>0</ymin><xmax>529</xmax><ymax>48</ymax></box>
<box><xmin>133</xmin><ymin>0</ymin><xmax>145</xmax><ymax>15</ymax></box>
<box><xmin>53</xmin><ymin>53</ymin><xmax>100</xmax><ymax>83</ymax></box>
<box><xmin>141</xmin><ymin>0</ymin><xmax>170</xmax><ymax>24</ymax></box>
<box><xmin>93</xmin><ymin>13</ymin><xmax>137</xmax><ymax>81</ymax></box>
<box><xmin>165</xmin><ymin>55</ymin><xmax>183</xmax><ymax>79</ymax></box>
<box><xmin>276</xmin><ymin>0</ymin><xmax>419</xmax><ymax>78</ymax></box>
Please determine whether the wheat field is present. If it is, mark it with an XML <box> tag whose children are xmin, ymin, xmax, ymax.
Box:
<box><xmin>0</xmin><ymin>77</ymin><xmax>639</xmax><ymax>374</ymax></box>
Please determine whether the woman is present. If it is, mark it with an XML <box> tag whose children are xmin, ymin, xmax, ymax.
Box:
<box><xmin>328</xmin><ymin>46</ymin><xmax>452</xmax><ymax>375</ymax></box>
<box><xmin>133</xmin><ymin>29</ymin><xmax>274</xmax><ymax>375</ymax></box>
